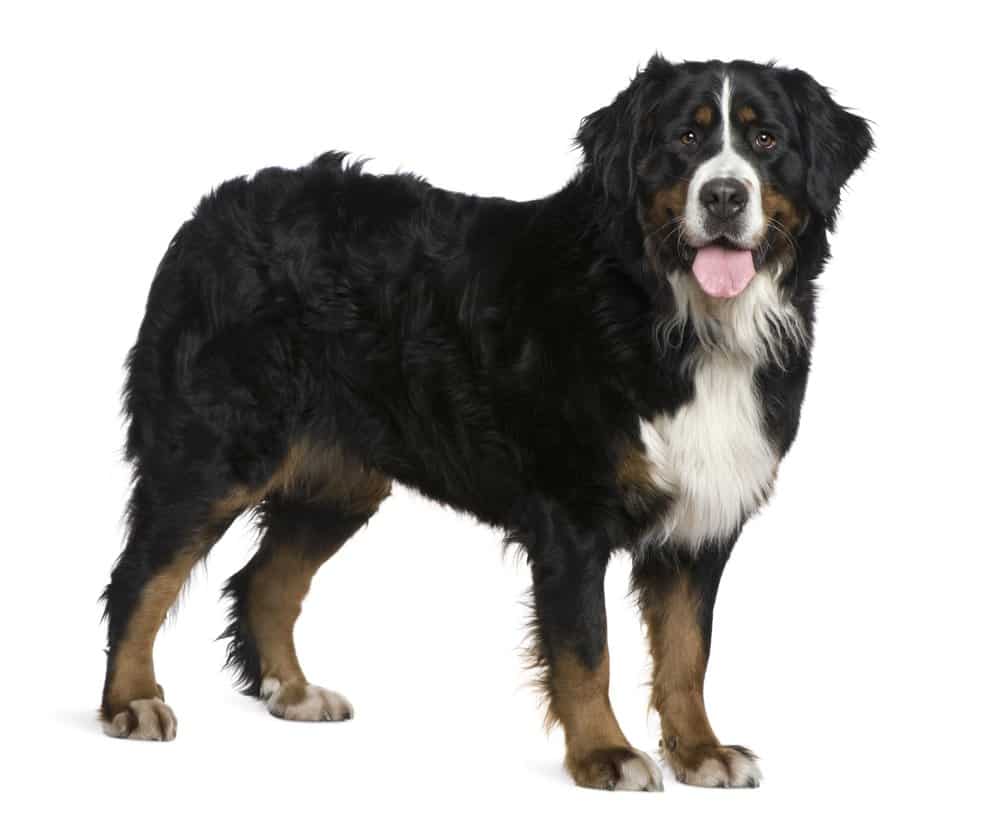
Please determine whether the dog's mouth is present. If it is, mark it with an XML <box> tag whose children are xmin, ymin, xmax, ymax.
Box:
<box><xmin>679</xmin><ymin>238</ymin><xmax>765</xmax><ymax>300</ymax></box>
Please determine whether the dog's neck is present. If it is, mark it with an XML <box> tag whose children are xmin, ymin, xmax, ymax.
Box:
<box><xmin>655</xmin><ymin>266</ymin><xmax>808</xmax><ymax>368</ymax></box>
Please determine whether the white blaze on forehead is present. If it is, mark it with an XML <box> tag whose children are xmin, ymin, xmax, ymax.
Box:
<box><xmin>684</xmin><ymin>74</ymin><xmax>766</xmax><ymax>248</ymax></box>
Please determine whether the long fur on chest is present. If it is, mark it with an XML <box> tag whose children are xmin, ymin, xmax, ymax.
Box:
<box><xmin>641</xmin><ymin>268</ymin><xmax>807</xmax><ymax>551</ymax></box>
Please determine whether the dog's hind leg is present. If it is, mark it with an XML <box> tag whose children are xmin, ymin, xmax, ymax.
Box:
<box><xmin>221</xmin><ymin>441</ymin><xmax>390</xmax><ymax>721</ymax></box>
<box><xmin>101</xmin><ymin>476</ymin><xmax>245</xmax><ymax>740</ymax></box>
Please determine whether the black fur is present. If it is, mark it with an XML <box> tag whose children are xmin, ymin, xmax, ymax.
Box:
<box><xmin>102</xmin><ymin>56</ymin><xmax>871</xmax><ymax>765</ymax></box>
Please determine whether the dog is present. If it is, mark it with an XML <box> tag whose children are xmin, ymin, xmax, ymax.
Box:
<box><xmin>101</xmin><ymin>56</ymin><xmax>871</xmax><ymax>791</ymax></box>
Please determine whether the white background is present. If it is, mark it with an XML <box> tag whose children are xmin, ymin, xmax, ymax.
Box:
<box><xmin>3</xmin><ymin>2</ymin><xmax>998</xmax><ymax>810</ymax></box>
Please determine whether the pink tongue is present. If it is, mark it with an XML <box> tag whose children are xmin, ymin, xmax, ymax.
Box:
<box><xmin>691</xmin><ymin>246</ymin><xmax>756</xmax><ymax>298</ymax></box>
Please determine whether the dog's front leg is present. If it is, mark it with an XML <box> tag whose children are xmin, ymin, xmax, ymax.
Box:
<box><xmin>526</xmin><ymin>516</ymin><xmax>662</xmax><ymax>792</ymax></box>
<box><xmin>632</xmin><ymin>543</ymin><xmax>762</xmax><ymax>788</ymax></box>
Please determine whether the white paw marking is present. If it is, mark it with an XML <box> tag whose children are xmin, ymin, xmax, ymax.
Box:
<box><xmin>260</xmin><ymin>677</ymin><xmax>353</xmax><ymax>722</ymax></box>
<box><xmin>102</xmin><ymin>698</ymin><xmax>177</xmax><ymax>741</ymax></box>
<box><xmin>616</xmin><ymin>749</ymin><xmax>664</xmax><ymax>791</ymax></box>
<box><xmin>682</xmin><ymin>747</ymin><xmax>762</xmax><ymax>788</ymax></box>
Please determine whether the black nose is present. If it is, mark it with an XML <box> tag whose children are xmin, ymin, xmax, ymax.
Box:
<box><xmin>699</xmin><ymin>177</ymin><xmax>748</xmax><ymax>220</ymax></box>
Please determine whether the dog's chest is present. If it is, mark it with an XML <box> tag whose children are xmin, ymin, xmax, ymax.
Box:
<box><xmin>639</xmin><ymin>351</ymin><xmax>778</xmax><ymax>549</ymax></box>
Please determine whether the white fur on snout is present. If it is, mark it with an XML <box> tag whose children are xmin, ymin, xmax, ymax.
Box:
<box><xmin>684</xmin><ymin>74</ymin><xmax>765</xmax><ymax>248</ymax></box>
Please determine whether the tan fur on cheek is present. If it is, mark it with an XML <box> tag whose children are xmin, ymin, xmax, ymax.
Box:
<box><xmin>762</xmin><ymin>184</ymin><xmax>803</xmax><ymax>233</ymax></box>
<box><xmin>646</xmin><ymin>182</ymin><xmax>689</xmax><ymax>230</ymax></box>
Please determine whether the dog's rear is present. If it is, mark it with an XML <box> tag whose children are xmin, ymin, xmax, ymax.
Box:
<box><xmin>102</xmin><ymin>155</ymin><xmax>397</xmax><ymax>735</ymax></box>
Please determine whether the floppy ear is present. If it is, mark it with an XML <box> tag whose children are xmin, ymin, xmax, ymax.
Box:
<box><xmin>779</xmin><ymin>68</ymin><xmax>873</xmax><ymax>223</ymax></box>
<box><xmin>576</xmin><ymin>56</ymin><xmax>674</xmax><ymax>205</ymax></box>
<box><xmin>576</xmin><ymin>87</ymin><xmax>641</xmax><ymax>204</ymax></box>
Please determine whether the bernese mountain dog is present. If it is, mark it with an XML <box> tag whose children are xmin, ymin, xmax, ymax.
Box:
<box><xmin>100</xmin><ymin>56</ymin><xmax>872</xmax><ymax>791</ymax></box>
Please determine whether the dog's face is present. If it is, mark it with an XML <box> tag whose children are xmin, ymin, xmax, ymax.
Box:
<box><xmin>578</xmin><ymin>58</ymin><xmax>872</xmax><ymax>298</ymax></box>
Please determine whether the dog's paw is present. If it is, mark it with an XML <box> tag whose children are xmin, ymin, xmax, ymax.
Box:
<box><xmin>567</xmin><ymin>745</ymin><xmax>664</xmax><ymax>791</ymax></box>
<box><xmin>260</xmin><ymin>677</ymin><xmax>353</xmax><ymax>722</ymax></box>
<box><xmin>102</xmin><ymin>698</ymin><xmax>177</xmax><ymax>741</ymax></box>
<box><xmin>663</xmin><ymin>740</ymin><xmax>761</xmax><ymax>788</ymax></box>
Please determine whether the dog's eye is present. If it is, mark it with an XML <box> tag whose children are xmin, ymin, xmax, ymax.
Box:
<box><xmin>754</xmin><ymin>131</ymin><xmax>777</xmax><ymax>151</ymax></box>
<box><xmin>679</xmin><ymin>131</ymin><xmax>698</xmax><ymax>146</ymax></box>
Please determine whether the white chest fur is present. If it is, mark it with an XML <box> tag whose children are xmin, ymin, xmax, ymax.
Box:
<box><xmin>640</xmin><ymin>351</ymin><xmax>776</xmax><ymax>549</ymax></box>
<box><xmin>640</xmin><ymin>270</ymin><xmax>806</xmax><ymax>551</ymax></box>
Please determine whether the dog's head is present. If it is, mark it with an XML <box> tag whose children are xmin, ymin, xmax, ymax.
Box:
<box><xmin>578</xmin><ymin>57</ymin><xmax>872</xmax><ymax>298</ymax></box>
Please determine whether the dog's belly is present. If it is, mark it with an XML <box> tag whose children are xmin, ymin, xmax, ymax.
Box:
<box><xmin>639</xmin><ymin>352</ymin><xmax>778</xmax><ymax>550</ymax></box>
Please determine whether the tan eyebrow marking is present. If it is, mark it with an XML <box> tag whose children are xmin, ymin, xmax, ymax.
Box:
<box><xmin>737</xmin><ymin>105</ymin><xmax>757</xmax><ymax>124</ymax></box>
<box><xmin>693</xmin><ymin>105</ymin><xmax>713</xmax><ymax>127</ymax></box>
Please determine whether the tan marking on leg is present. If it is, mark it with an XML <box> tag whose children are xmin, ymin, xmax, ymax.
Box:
<box><xmin>641</xmin><ymin>572</ymin><xmax>760</xmax><ymax>788</ymax></box>
<box><xmin>103</xmin><ymin>544</ymin><xmax>206</xmax><ymax>733</ymax></box>
<box><xmin>642</xmin><ymin>573</ymin><xmax>717</xmax><ymax>751</ymax></box>
<box><xmin>246</xmin><ymin>544</ymin><xmax>320</xmax><ymax>687</ymax></box>
<box><xmin>643</xmin><ymin>574</ymin><xmax>719</xmax><ymax>765</ymax></box>
<box><xmin>211</xmin><ymin>485</ymin><xmax>262</xmax><ymax>520</ymax></box>
<box><xmin>548</xmin><ymin>650</ymin><xmax>662</xmax><ymax>791</ymax></box>
<box><xmin>617</xmin><ymin>443</ymin><xmax>653</xmax><ymax>492</ymax></box>
<box><xmin>247</xmin><ymin>545</ymin><xmax>356</xmax><ymax>721</ymax></box>
<box><xmin>243</xmin><ymin>442</ymin><xmax>389</xmax><ymax>685</ymax></box>
<box><xmin>212</xmin><ymin>439</ymin><xmax>392</xmax><ymax>519</ymax></box>
<box><xmin>246</xmin><ymin>534</ymin><xmax>360</xmax><ymax>723</ymax></box>
<box><xmin>269</xmin><ymin>440</ymin><xmax>390</xmax><ymax>510</ymax></box>
<box><xmin>215</xmin><ymin>439</ymin><xmax>392</xmax><ymax>520</ymax></box>
<box><xmin>216</xmin><ymin>439</ymin><xmax>389</xmax><ymax>721</ymax></box>
<box><xmin>550</xmin><ymin>649</ymin><xmax>626</xmax><ymax>751</ymax></box>
<box><xmin>213</xmin><ymin>439</ymin><xmax>388</xmax><ymax>720</ymax></box>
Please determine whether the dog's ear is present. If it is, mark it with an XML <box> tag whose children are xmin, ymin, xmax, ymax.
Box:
<box><xmin>577</xmin><ymin>90</ymin><xmax>637</xmax><ymax>204</ymax></box>
<box><xmin>576</xmin><ymin>56</ymin><xmax>673</xmax><ymax>205</ymax></box>
<box><xmin>778</xmin><ymin>68</ymin><xmax>873</xmax><ymax>224</ymax></box>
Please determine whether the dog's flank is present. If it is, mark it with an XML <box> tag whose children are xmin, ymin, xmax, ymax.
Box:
<box><xmin>100</xmin><ymin>56</ymin><xmax>871</xmax><ymax>790</ymax></box>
